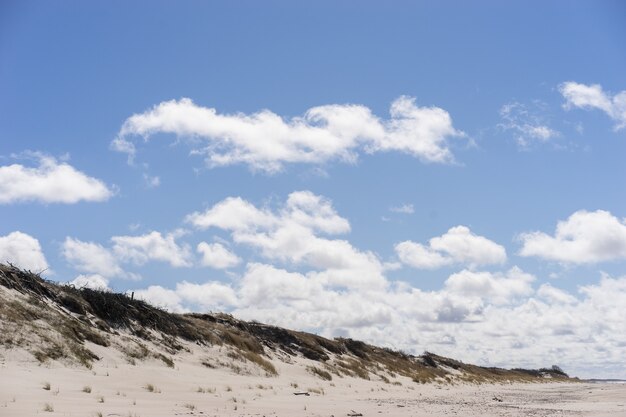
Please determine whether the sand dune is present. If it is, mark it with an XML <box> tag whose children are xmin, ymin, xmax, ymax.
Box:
<box><xmin>1</xmin><ymin>264</ymin><xmax>625</xmax><ymax>416</ymax></box>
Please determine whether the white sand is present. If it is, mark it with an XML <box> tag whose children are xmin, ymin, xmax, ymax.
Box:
<box><xmin>1</xmin><ymin>336</ymin><xmax>624</xmax><ymax>417</ymax></box>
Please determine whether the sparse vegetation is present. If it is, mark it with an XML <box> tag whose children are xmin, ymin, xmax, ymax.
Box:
<box><xmin>43</xmin><ymin>403</ymin><xmax>54</xmax><ymax>412</ymax></box>
<box><xmin>43</xmin><ymin>382</ymin><xmax>51</xmax><ymax>391</ymax></box>
<box><xmin>307</xmin><ymin>365</ymin><xmax>332</xmax><ymax>381</ymax></box>
<box><xmin>144</xmin><ymin>383</ymin><xmax>159</xmax><ymax>393</ymax></box>
<box><xmin>83</xmin><ymin>385</ymin><xmax>92</xmax><ymax>393</ymax></box>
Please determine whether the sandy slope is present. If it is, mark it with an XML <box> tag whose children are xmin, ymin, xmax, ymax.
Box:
<box><xmin>1</xmin><ymin>341</ymin><xmax>624</xmax><ymax>417</ymax></box>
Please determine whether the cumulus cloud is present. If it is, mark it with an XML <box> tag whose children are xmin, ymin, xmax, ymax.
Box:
<box><xmin>131</xmin><ymin>263</ymin><xmax>626</xmax><ymax>377</ymax></box>
<box><xmin>134</xmin><ymin>285</ymin><xmax>186</xmax><ymax>313</ymax></box>
<box><xmin>187</xmin><ymin>191</ymin><xmax>385</xmax><ymax>290</ymax></box>
<box><xmin>130</xmin><ymin>192</ymin><xmax>626</xmax><ymax>377</ymax></box>
<box><xmin>0</xmin><ymin>153</ymin><xmax>114</xmax><ymax>204</ymax></box>
<box><xmin>498</xmin><ymin>102</ymin><xmax>559</xmax><ymax>148</ymax></box>
<box><xmin>62</xmin><ymin>237</ymin><xmax>126</xmax><ymax>278</ymax></box>
<box><xmin>134</xmin><ymin>280</ymin><xmax>237</xmax><ymax>313</ymax></box>
<box><xmin>113</xmin><ymin>96</ymin><xmax>464</xmax><ymax>173</ymax></box>
<box><xmin>537</xmin><ymin>283</ymin><xmax>578</xmax><ymax>305</ymax></box>
<box><xmin>112</xmin><ymin>231</ymin><xmax>193</xmax><ymax>268</ymax></box>
<box><xmin>519</xmin><ymin>210</ymin><xmax>626</xmax><ymax>264</ymax></box>
<box><xmin>68</xmin><ymin>274</ymin><xmax>110</xmax><ymax>291</ymax></box>
<box><xmin>559</xmin><ymin>82</ymin><xmax>626</xmax><ymax>130</ymax></box>
<box><xmin>444</xmin><ymin>267</ymin><xmax>535</xmax><ymax>305</ymax></box>
<box><xmin>0</xmin><ymin>231</ymin><xmax>49</xmax><ymax>272</ymax></box>
<box><xmin>197</xmin><ymin>242</ymin><xmax>241</xmax><ymax>269</ymax></box>
<box><xmin>395</xmin><ymin>226</ymin><xmax>507</xmax><ymax>269</ymax></box>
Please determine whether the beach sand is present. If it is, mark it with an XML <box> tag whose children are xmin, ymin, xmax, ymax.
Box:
<box><xmin>1</xmin><ymin>341</ymin><xmax>624</xmax><ymax>417</ymax></box>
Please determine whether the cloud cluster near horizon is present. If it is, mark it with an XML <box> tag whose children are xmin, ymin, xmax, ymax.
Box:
<box><xmin>112</xmin><ymin>96</ymin><xmax>465</xmax><ymax>172</ymax></box>
<box><xmin>3</xmin><ymin>190</ymin><xmax>626</xmax><ymax>377</ymax></box>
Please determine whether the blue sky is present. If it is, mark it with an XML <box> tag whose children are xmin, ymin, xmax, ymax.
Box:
<box><xmin>1</xmin><ymin>1</ymin><xmax>626</xmax><ymax>378</ymax></box>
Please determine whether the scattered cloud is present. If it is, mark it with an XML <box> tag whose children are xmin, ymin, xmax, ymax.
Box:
<box><xmin>186</xmin><ymin>191</ymin><xmax>386</xmax><ymax>290</ymax></box>
<box><xmin>0</xmin><ymin>231</ymin><xmax>49</xmax><ymax>272</ymax></box>
<box><xmin>395</xmin><ymin>226</ymin><xmax>507</xmax><ymax>269</ymax></box>
<box><xmin>390</xmin><ymin>203</ymin><xmax>414</xmax><ymax>214</ymax></box>
<box><xmin>111</xmin><ymin>231</ymin><xmax>193</xmax><ymax>268</ymax></box>
<box><xmin>62</xmin><ymin>237</ymin><xmax>127</xmax><ymax>278</ymax></box>
<box><xmin>132</xmin><ymin>263</ymin><xmax>626</xmax><ymax>378</ymax></box>
<box><xmin>498</xmin><ymin>102</ymin><xmax>560</xmax><ymax>148</ymax></box>
<box><xmin>113</xmin><ymin>96</ymin><xmax>465</xmax><ymax>173</ymax></box>
<box><xmin>559</xmin><ymin>81</ymin><xmax>626</xmax><ymax>130</ymax></box>
<box><xmin>134</xmin><ymin>280</ymin><xmax>238</xmax><ymax>313</ymax></box>
<box><xmin>444</xmin><ymin>267</ymin><xmax>535</xmax><ymax>305</ymax></box>
<box><xmin>68</xmin><ymin>274</ymin><xmax>110</xmax><ymax>291</ymax></box>
<box><xmin>0</xmin><ymin>152</ymin><xmax>114</xmax><ymax>204</ymax></box>
<box><xmin>133</xmin><ymin>285</ymin><xmax>185</xmax><ymax>312</ymax></box>
<box><xmin>519</xmin><ymin>210</ymin><xmax>626</xmax><ymax>264</ymax></box>
<box><xmin>197</xmin><ymin>242</ymin><xmax>241</xmax><ymax>269</ymax></box>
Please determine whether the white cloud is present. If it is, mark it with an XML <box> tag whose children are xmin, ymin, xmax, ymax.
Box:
<box><xmin>187</xmin><ymin>191</ymin><xmax>385</xmax><ymax>290</ymax></box>
<box><xmin>395</xmin><ymin>240</ymin><xmax>449</xmax><ymax>269</ymax></box>
<box><xmin>62</xmin><ymin>237</ymin><xmax>125</xmax><ymax>278</ymax></box>
<box><xmin>444</xmin><ymin>267</ymin><xmax>535</xmax><ymax>305</ymax></box>
<box><xmin>132</xmin><ymin>266</ymin><xmax>626</xmax><ymax>377</ymax></box>
<box><xmin>114</xmin><ymin>96</ymin><xmax>464</xmax><ymax>173</ymax></box>
<box><xmin>390</xmin><ymin>203</ymin><xmax>414</xmax><ymax>214</ymax></box>
<box><xmin>134</xmin><ymin>285</ymin><xmax>186</xmax><ymax>313</ymax></box>
<box><xmin>112</xmin><ymin>231</ymin><xmax>193</xmax><ymax>267</ymax></box>
<box><xmin>499</xmin><ymin>102</ymin><xmax>560</xmax><ymax>148</ymax></box>
<box><xmin>519</xmin><ymin>210</ymin><xmax>626</xmax><ymax>264</ymax></box>
<box><xmin>0</xmin><ymin>231</ymin><xmax>49</xmax><ymax>272</ymax></box>
<box><xmin>396</xmin><ymin>226</ymin><xmax>507</xmax><ymax>269</ymax></box>
<box><xmin>132</xmin><ymin>192</ymin><xmax>626</xmax><ymax>378</ymax></box>
<box><xmin>559</xmin><ymin>82</ymin><xmax>626</xmax><ymax>130</ymax></box>
<box><xmin>174</xmin><ymin>281</ymin><xmax>238</xmax><ymax>310</ymax></box>
<box><xmin>68</xmin><ymin>274</ymin><xmax>110</xmax><ymax>291</ymax></box>
<box><xmin>197</xmin><ymin>242</ymin><xmax>240</xmax><ymax>269</ymax></box>
<box><xmin>0</xmin><ymin>153</ymin><xmax>114</xmax><ymax>204</ymax></box>
<box><xmin>537</xmin><ymin>283</ymin><xmax>578</xmax><ymax>305</ymax></box>
<box><xmin>186</xmin><ymin>197</ymin><xmax>277</xmax><ymax>232</ymax></box>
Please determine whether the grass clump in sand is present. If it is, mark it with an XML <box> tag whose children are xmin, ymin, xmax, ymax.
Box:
<box><xmin>43</xmin><ymin>403</ymin><xmax>54</xmax><ymax>412</ymax></box>
<box><xmin>144</xmin><ymin>383</ymin><xmax>160</xmax><ymax>393</ymax></box>
<box><xmin>307</xmin><ymin>365</ymin><xmax>332</xmax><ymax>381</ymax></box>
<box><xmin>83</xmin><ymin>385</ymin><xmax>92</xmax><ymax>393</ymax></box>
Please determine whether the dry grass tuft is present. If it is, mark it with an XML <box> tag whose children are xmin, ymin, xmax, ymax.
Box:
<box><xmin>307</xmin><ymin>365</ymin><xmax>332</xmax><ymax>381</ymax></box>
